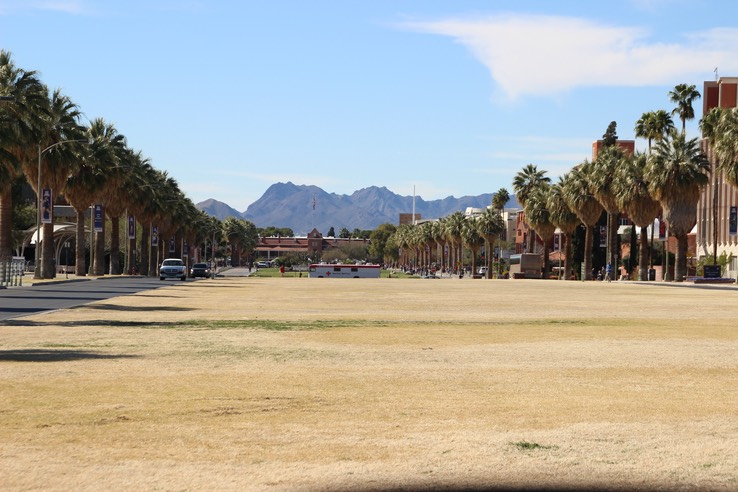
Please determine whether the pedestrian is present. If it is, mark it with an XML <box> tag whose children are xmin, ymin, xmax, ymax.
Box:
<box><xmin>605</xmin><ymin>262</ymin><xmax>612</xmax><ymax>282</ymax></box>
<box><xmin>279</xmin><ymin>264</ymin><xmax>285</xmax><ymax>277</ymax></box>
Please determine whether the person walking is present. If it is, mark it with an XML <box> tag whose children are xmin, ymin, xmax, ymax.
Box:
<box><xmin>605</xmin><ymin>262</ymin><xmax>613</xmax><ymax>282</ymax></box>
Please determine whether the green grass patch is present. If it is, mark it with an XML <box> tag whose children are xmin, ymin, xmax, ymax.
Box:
<box><xmin>511</xmin><ymin>441</ymin><xmax>558</xmax><ymax>451</ymax></box>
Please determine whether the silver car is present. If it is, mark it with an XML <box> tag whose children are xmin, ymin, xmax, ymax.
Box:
<box><xmin>159</xmin><ymin>258</ymin><xmax>187</xmax><ymax>281</ymax></box>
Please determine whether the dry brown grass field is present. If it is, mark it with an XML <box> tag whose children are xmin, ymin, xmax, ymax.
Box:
<box><xmin>1</xmin><ymin>276</ymin><xmax>737</xmax><ymax>491</ymax></box>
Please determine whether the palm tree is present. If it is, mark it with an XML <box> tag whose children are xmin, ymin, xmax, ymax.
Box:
<box><xmin>443</xmin><ymin>211</ymin><xmax>465</xmax><ymax>275</ymax></box>
<box><xmin>513</xmin><ymin>164</ymin><xmax>550</xmax><ymax>252</ymax></box>
<box><xmin>547</xmin><ymin>177</ymin><xmax>580</xmax><ymax>280</ymax></box>
<box><xmin>668</xmin><ymin>83</ymin><xmax>701</xmax><ymax>134</ymax></box>
<box><xmin>646</xmin><ymin>132</ymin><xmax>710</xmax><ymax>281</ymax></box>
<box><xmin>635</xmin><ymin>110</ymin><xmax>675</xmax><ymax>153</ymax></box>
<box><xmin>561</xmin><ymin>162</ymin><xmax>604</xmax><ymax>280</ymax></box>
<box><xmin>21</xmin><ymin>86</ymin><xmax>85</xmax><ymax>278</ymax></box>
<box><xmin>476</xmin><ymin>207</ymin><xmax>504</xmax><ymax>278</ymax></box>
<box><xmin>523</xmin><ymin>183</ymin><xmax>555</xmax><ymax>278</ymax></box>
<box><xmin>589</xmin><ymin>145</ymin><xmax>624</xmax><ymax>270</ymax></box>
<box><xmin>461</xmin><ymin>219</ymin><xmax>483</xmax><ymax>276</ymax></box>
<box><xmin>0</xmin><ymin>50</ymin><xmax>45</xmax><ymax>259</ymax></box>
<box><xmin>613</xmin><ymin>152</ymin><xmax>661</xmax><ymax>281</ymax></box>
<box><xmin>491</xmin><ymin>187</ymin><xmax>509</xmax><ymax>213</ymax></box>
<box><xmin>699</xmin><ymin>106</ymin><xmax>727</xmax><ymax>263</ymax></box>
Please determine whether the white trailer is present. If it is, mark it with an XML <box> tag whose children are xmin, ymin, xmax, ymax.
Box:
<box><xmin>308</xmin><ymin>264</ymin><xmax>381</xmax><ymax>278</ymax></box>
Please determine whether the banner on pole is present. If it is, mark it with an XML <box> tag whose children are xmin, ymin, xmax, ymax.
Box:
<box><xmin>41</xmin><ymin>189</ymin><xmax>52</xmax><ymax>224</ymax></box>
<box><xmin>183</xmin><ymin>240</ymin><xmax>188</xmax><ymax>257</ymax></box>
<box><xmin>169</xmin><ymin>237</ymin><xmax>175</xmax><ymax>253</ymax></box>
<box><xmin>93</xmin><ymin>204</ymin><xmax>103</xmax><ymax>232</ymax></box>
<box><xmin>151</xmin><ymin>226</ymin><xmax>158</xmax><ymax>247</ymax></box>
<box><xmin>128</xmin><ymin>216</ymin><xmax>135</xmax><ymax>240</ymax></box>
<box><xmin>730</xmin><ymin>206</ymin><xmax>737</xmax><ymax>236</ymax></box>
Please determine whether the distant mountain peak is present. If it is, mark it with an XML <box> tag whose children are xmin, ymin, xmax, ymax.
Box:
<box><xmin>197</xmin><ymin>184</ymin><xmax>518</xmax><ymax>235</ymax></box>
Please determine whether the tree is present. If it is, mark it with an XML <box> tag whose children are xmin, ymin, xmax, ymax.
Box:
<box><xmin>338</xmin><ymin>227</ymin><xmax>350</xmax><ymax>239</ymax></box>
<box><xmin>635</xmin><ymin>110</ymin><xmax>675</xmax><ymax>153</ymax></box>
<box><xmin>646</xmin><ymin>132</ymin><xmax>710</xmax><ymax>281</ymax></box>
<box><xmin>613</xmin><ymin>152</ymin><xmax>661</xmax><ymax>281</ymax></box>
<box><xmin>368</xmin><ymin>223</ymin><xmax>396</xmax><ymax>263</ymax></box>
<box><xmin>476</xmin><ymin>207</ymin><xmax>504</xmax><ymax>278</ymax></box>
<box><xmin>699</xmin><ymin>106</ymin><xmax>726</xmax><ymax>263</ymax></box>
<box><xmin>0</xmin><ymin>50</ymin><xmax>45</xmax><ymax>260</ymax></box>
<box><xmin>590</xmin><ymin>144</ymin><xmax>624</xmax><ymax>270</ymax></box>
<box><xmin>461</xmin><ymin>219</ymin><xmax>483</xmax><ymax>276</ymax></box>
<box><xmin>669</xmin><ymin>83</ymin><xmax>701</xmax><ymax>134</ymax></box>
<box><xmin>21</xmin><ymin>86</ymin><xmax>86</xmax><ymax>278</ymax></box>
<box><xmin>547</xmin><ymin>177</ymin><xmax>580</xmax><ymax>280</ymax></box>
<box><xmin>602</xmin><ymin>121</ymin><xmax>618</xmax><ymax>146</ymax></box>
<box><xmin>326</xmin><ymin>226</ymin><xmax>335</xmax><ymax>237</ymax></box>
<box><xmin>562</xmin><ymin>163</ymin><xmax>604</xmax><ymax>280</ymax></box>
<box><xmin>491</xmin><ymin>187</ymin><xmax>509</xmax><ymax>213</ymax></box>
<box><xmin>523</xmin><ymin>183</ymin><xmax>555</xmax><ymax>278</ymax></box>
<box><xmin>443</xmin><ymin>211</ymin><xmax>465</xmax><ymax>274</ymax></box>
<box><xmin>512</xmin><ymin>165</ymin><xmax>550</xmax><ymax>252</ymax></box>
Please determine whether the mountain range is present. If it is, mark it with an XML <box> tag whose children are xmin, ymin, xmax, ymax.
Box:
<box><xmin>196</xmin><ymin>182</ymin><xmax>519</xmax><ymax>235</ymax></box>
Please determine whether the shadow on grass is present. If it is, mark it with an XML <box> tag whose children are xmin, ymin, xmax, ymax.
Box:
<box><xmin>78</xmin><ymin>304</ymin><xmax>195</xmax><ymax>312</ymax></box>
<box><xmin>0</xmin><ymin>349</ymin><xmax>141</xmax><ymax>362</ymax></box>
<box><xmin>3</xmin><ymin>319</ymin><xmax>183</xmax><ymax>328</ymax></box>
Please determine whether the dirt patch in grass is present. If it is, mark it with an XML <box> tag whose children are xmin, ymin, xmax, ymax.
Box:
<box><xmin>1</xmin><ymin>278</ymin><xmax>738</xmax><ymax>490</ymax></box>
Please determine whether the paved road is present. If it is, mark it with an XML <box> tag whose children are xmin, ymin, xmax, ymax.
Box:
<box><xmin>0</xmin><ymin>276</ymin><xmax>186</xmax><ymax>321</ymax></box>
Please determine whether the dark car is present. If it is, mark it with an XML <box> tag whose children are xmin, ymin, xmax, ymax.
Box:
<box><xmin>190</xmin><ymin>262</ymin><xmax>211</xmax><ymax>278</ymax></box>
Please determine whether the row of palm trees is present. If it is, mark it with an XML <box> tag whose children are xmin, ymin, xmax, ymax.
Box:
<box><xmin>387</xmin><ymin>188</ymin><xmax>509</xmax><ymax>278</ymax></box>
<box><xmin>387</xmin><ymin>83</ymin><xmax>716</xmax><ymax>282</ymax></box>
<box><xmin>514</xmin><ymin>84</ymin><xmax>712</xmax><ymax>282</ymax></box>
<box><xmin>0</xmin><ymin>50</ymin><xmax>257</xmax><ymax>277</ymax></box>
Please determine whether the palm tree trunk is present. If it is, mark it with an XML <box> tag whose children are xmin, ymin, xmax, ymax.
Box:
<box><xmin>75</xmin><ymin>209</ymin><xmax>86</xmax><ymax>276</ymax></box>
<box><xmin>608</xmin><ymin>212</ymin><xmax>619</xmax><ymax>274</ymax></box>
<box><xmin>542</xmin><ymin>241</ymin><xmax>550</xmax><ymax>279</ymax></box>
<box><xmin>583</xmin><ymin>225</ymin><xmax>594</xmax><ymax>280</ymax></box>
<box><xmin>126</xmin><ymin>236</ymin><xmax>135</xmax><ymax>274</ymax></box>
<box><xmin>110</xmin><ymin>215</ymin><xmax>120</xmax><ymax>275</ymax></box>
<box><xmin>93</xmin><ymin>229</ymin><xmax>105</xmax><ymax>275</ymax></box>
<box><xmin>140</xmin><ymin>223</ymin><xmax>150</xmax><ymax>276</ymax></box>
<box><xmin>638</xmin><ymin>226</ymin><xmax>650</xmax><ymax>281</ymax></box>
<box><xmin>0</xmin><ymin>190</ymin><xmax>13</xmax><ymax>260</ymax></box>
<box><xmin>563</xmin><ymin>233</ymin><xmax>572</xmax><ymax>280</ymax></box>
<box><xmin>675</xmin><ymin>234</ymin><xmax>688</xmax><ymax>282</ymax></box>
<box><xmin>41</xmin><ymin>222</ymin><xmax>55</xmax><ymax>278</ymax></box>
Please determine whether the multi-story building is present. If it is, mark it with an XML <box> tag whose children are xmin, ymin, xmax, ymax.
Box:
<box><xmin>696</xmin><ymin>76</ymin><xmax>738</xmax><ymax>274</ymax></box>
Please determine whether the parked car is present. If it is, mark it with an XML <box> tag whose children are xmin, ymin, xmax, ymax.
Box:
<box><xmin>190</xmin><ymin>262</ymin><xmax>211</xmax><ymax>278</ymax></box>
<box><xmin>160</xmin><ymin>258</ymin><xmax>186</xmax><ymax>281</ymax></box>
<box><xmin>256</xmin><ymin>261</ymin><xmax>271</xmax><ymax>268</ymax></box>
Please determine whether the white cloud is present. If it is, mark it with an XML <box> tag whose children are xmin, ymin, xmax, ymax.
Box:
<box><xmin>402</xmin><ymin>13</ymin><xmax>738</xmax><ymax>100</ymax></box>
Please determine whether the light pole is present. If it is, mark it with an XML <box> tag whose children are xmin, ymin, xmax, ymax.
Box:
<box><xmin>35</xmin><ymin>138</ymin><xmax>90</xmax><ymax>278</ymax></box>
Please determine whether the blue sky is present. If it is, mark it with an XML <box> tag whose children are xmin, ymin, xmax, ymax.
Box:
<box><xmin>2</xmin><ymin>0</ymin><xmax>738</xmax><ymax>212</ymax></box>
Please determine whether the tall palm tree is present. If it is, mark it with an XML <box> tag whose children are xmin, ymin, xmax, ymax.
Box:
<box><xmin>547</xmin><ymin>177</ymin><xmax>580</xmax><ymax>280</ymax></box>
<box><xmin>461</xmin><ymin>219</ymin><xmax>483</xmax><ymax>276</ymax></box>
<box><xmin>589</xmin><ymin>145</ymin><xmax>624</xmax><ymax>270</ymax></box>
<box><xmin>561</xmin><ymin>162</ymin><xmax>604</xmax><ymax>280</ymax></box>
<box><xmin>613</xmin><ymin>152</ymin><xmax>661</xmax><ymax>281</ymax></box>
<box><xmin>86</xmin><ymin>119</ymin><xmax>126</xmax><ymax>276</ymax></box>
<box><xmin>646</xmin><ymin>132</ymin><xmax>710</xmax><ymax>281</ymax></box>
<box><xmin>523</xmin><ymin>183</ymin><xmax>555</xmax><ymax>278</ymax></box>
<box><xmin>491</xmin><ymin>187</ymin><xmax>509</xmax><ymax>213</ymax></box>
<box><xmin>668</xmin><ymin>83</ymin><xmax>701</xmax><ymax>134</ymax></box>
<box><xmin>513</xmin><ymin>164</ymin><xmax>550</xmax><ymax>252</ymax></box>
<box><xmin>443</xmin><ymin>211</ymin><xmax>465</xmax><ymax>274</ymax></box>
<box><xmin>0</xmin><ymin>50</ymin><xmax>45</xmax><ymax>259</ymax></box>
<box><xmin>476</xmin><ymin>207</ymin><xmax>504</xmax><ymax>278</ymax></box>
<box><xmin>635</xmin><ymin>110</ymin><xmax>675</xmax><ymax>153</ymax></box>
<box><xmin>699</xmin><ymin>106</ymin><xmax>727</xmax><ymax>263</ymax></box>
<box><xmin>21</xmin><ymin>87</ymin><xmax>85</xmax><ymax>278</ymax></box>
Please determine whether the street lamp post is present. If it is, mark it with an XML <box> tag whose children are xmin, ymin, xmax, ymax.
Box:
<box><xmin>35</xmin><ymin>138</ymin><xmax>90</xmax><ymax>278</ymax></box>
